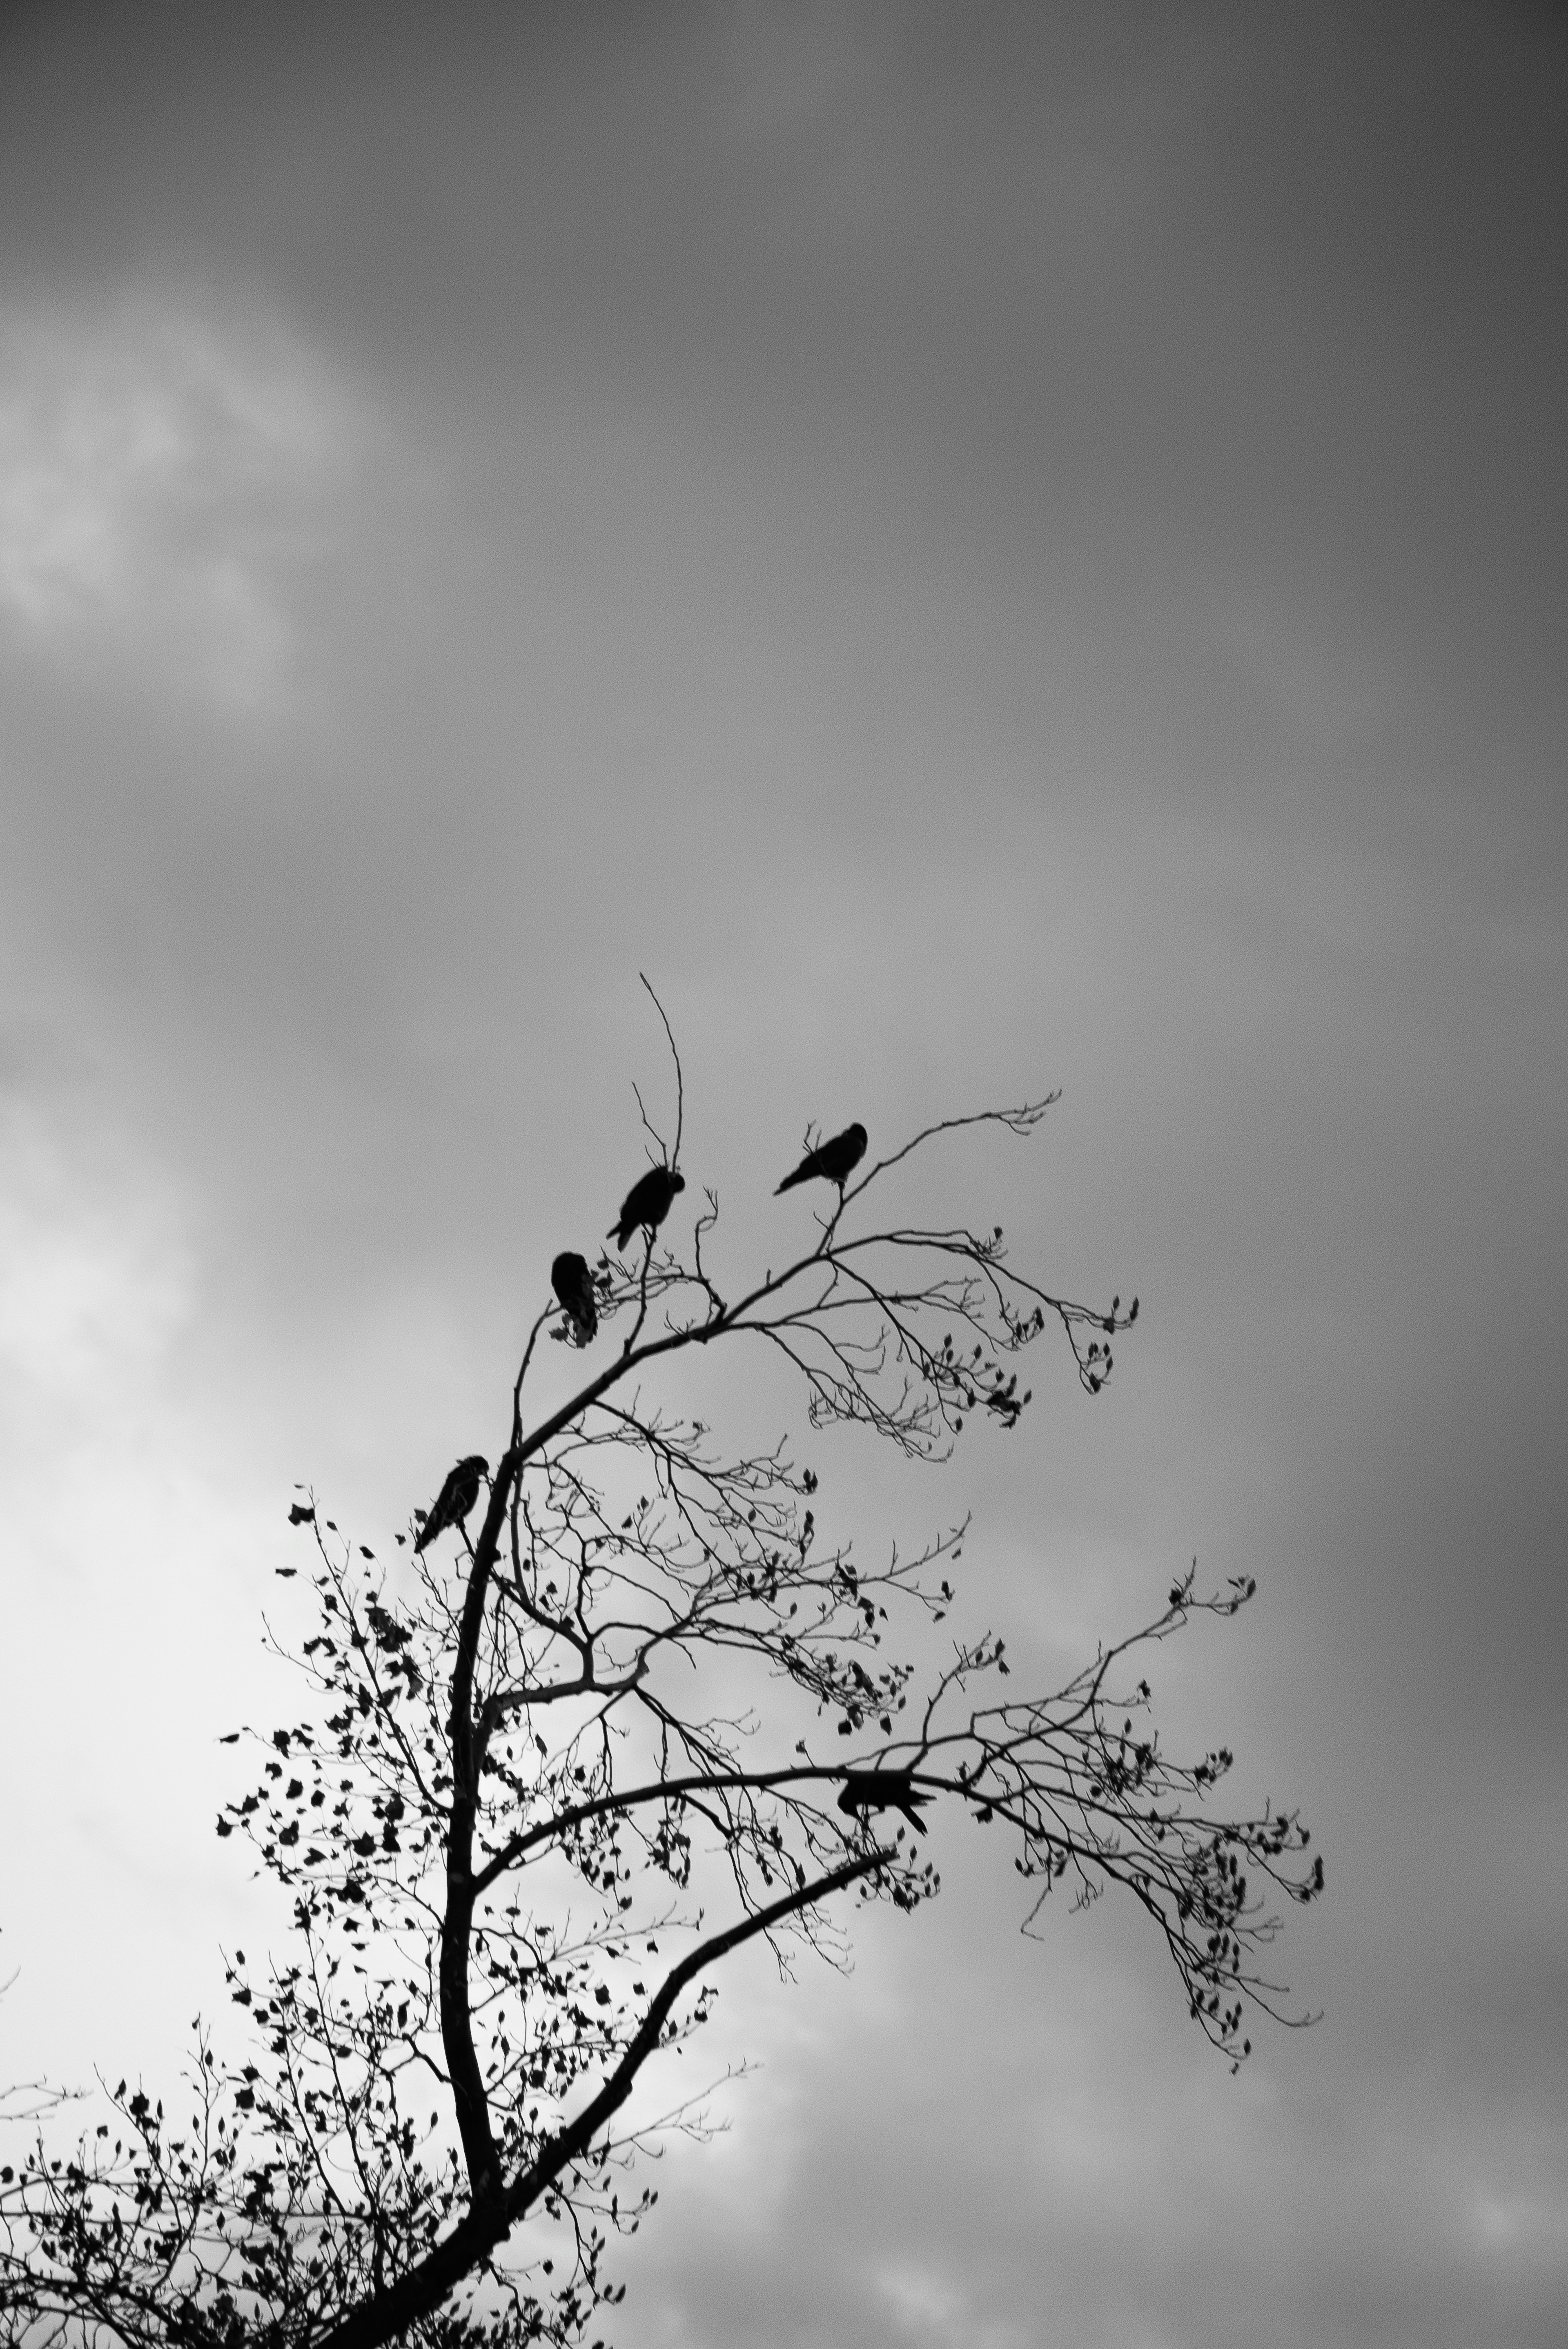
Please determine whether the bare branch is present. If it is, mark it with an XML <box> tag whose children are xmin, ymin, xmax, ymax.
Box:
<box><xmin>637</xmin><ymin>972</ymin><xmax>684</xmax><ymax>1171</ymax></box>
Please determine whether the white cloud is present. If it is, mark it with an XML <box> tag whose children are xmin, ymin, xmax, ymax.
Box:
<box><xmin>0</xmin><ymin>1083</ymin><xmax>285</xmax><ymax>2090</ymax></box>
<box><xmin>0</xmin><ymin>294</ymin><xmax>356</xmax><ymax>710</ymax></box>
<box><xmin>0</xmin><ymin>1099</ymin><xmax>195</xmax><ymax>1402</ymax></box>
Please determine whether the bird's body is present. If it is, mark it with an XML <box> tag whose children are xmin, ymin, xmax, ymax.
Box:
<box><xmin>775</xmin><ymin>1122</ymin><xmax>867</xmax><ymax>1195</ymax></box>
<box><xmin>414</xmin><ymin>1454</ymin><xmax>488</xmax><ymax>1553</ymax></box>
<box><xmin>608</xmin><ymin>1164</ymin><xmax>685</xmax><ymax>1250</ymax></box>
<box><xmin>836</xmin><ymin>1769</ymin><xmax>933</xmax><ymax>1836</ymax></box>
<box><xmin>551</xmin><ymin>1251</ymin><xmax>597</xmax><ymax>1346</ymax></box>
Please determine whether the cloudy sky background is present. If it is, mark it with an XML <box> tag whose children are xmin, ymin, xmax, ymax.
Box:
<box><xmin>1</xmin><ymin>4</ymin><xmax>1564</xmax><ymax>2343</ymax></box>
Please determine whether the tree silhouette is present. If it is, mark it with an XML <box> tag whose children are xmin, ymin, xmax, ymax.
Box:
<box><xmin>0</xmin><ymin>1010</ymin><xmax>1322</xmax><ymax>2349</ymax></box>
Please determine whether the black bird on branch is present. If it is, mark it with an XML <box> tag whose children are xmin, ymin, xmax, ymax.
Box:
<box><xmin>837</xmin><ymin>1769</ymin><xmax>933</xmax><ymax>1836</ymax></box>
<box><xmin>550</xmin><ymin>1251</ymin><xmax>597</xmax><ymax>1346</ymax></box>
<box><xmin>608</xmin><ymin>1164</ymin><xmax>685</xmax><ymax>1251</ymax></box>
<box><xmin>414</xmin><ymin>1455</ymin><xmax>488</xmax><ymax>1554</ymax></box>
<box><xmin>775</xmin><ymin>1122</ymin><xmax>867</xmax><ymax>1195</ymax></box>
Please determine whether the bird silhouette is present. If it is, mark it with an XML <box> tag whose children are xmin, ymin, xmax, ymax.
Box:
<box><xmin>550</xmin><ymin>1251</ymin><xmax>597</xmax><ymax>1346</ymax></box>
<box><xmin>608</xmin><ymin>1165</ymin><xmax>685</xmax><ymax>1250</ymax></box>
<box><xmin>836</xmin><ymin>1769</ymin><xmax>933</xmax><ymax>1836</ymax></box>
<box><xmin>775</xmin><ymin>1123</ymin><xmax>867</xmax><ymax>1195</ymax></box>
<box><xmin>414</xmin><ymin>1454</ymin><xmax>488</xmax><ymax>1553</ymax></box>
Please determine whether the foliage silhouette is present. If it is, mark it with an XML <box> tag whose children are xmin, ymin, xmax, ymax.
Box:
<box><xmin>0</xmin><ymin>1020</ymin><xmax>1321</xmax><ymax>2349</ymax></box>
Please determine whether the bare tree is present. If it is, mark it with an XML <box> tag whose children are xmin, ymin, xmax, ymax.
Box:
<box><xmin>0</xmin><ymin>1006</ymin><xmax>1321</xmax><ymax>2349</ymax></box>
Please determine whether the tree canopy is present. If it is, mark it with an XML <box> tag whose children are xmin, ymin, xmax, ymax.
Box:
<box><xmin>0</xmin><ymin>1018</ymin><xmax>1322</xmax><ymax>2349</ymax></box>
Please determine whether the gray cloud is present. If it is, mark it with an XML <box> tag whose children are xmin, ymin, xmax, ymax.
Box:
<box><xmin>0</xmin><ymin>293</ymin><xmax>358</xmax><ymax>707</ymax></box>
<box><xmin>0</xmin><ymin>4</ymin><xmax>1563</xmax><ymax>2344</ymax></box>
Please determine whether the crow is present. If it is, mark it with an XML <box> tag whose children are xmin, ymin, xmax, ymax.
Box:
<box><xmin>836</xmin><ymin>1769</ymin><xmax>933</xmax><ymax>1836</ymax></box>
<box><xmin>775</xmin><ymin>1122</ymin><xmax>867</xmax><ymax>1195</ymax></box>
<box><xmin>608</xmin><ymin>1164</ymin><xmax>685</xmax><ymax>1251</ymax></box>
<box><xmin>551</xmin><ymin>1251</ymin><xmax>597</xmax><ymax>1346</ymax></box>
<box><xmin>414</xmin><ymin>1454</ymin><xmax>488</xmax><ymax>1554</ymax></box>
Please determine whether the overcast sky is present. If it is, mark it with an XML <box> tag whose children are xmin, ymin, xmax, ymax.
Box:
<box><xmin>1</xmin><ymin>5</ymin><xmax>1565</xmax><ymax>2345</ymax></box>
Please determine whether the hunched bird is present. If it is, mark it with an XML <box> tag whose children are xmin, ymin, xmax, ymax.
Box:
<box><xmin>551</xmin><ymin>1250</ymin><xmax>597</xmax><ymax>1346</ymax></box>
<box><xmin>608</xmin><ymin>1164</ymin><xmax>685</xmax><ymax>1251</ymax></box>
<box><xmin>414</xmin><ymin>1454</ymin><xmax>488</xmax><ymax>1554</ymax></box>
<box><xmin>836</xmin><ymin>1769</ymin><xmax>933</xmax><ymax>1836</ymax></box>
<box><xmin>775</xmin><ymin>1122</ymin><xmax>867</xmax><ymax>1195</ymax></box>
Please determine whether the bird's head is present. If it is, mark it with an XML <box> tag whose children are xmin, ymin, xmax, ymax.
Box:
<box><xmin>668</xmin><ymin>1169</ymin><xmax>686</xmax><ymax>1194</ymax></box>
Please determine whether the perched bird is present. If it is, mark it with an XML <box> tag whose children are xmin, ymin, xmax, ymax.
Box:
<box><xmin>550</xmin><ymin>1250</ymin><xmax>598</xmax><ymax>1346</ymax></box>
<box><xmin>775</xmin><ymin>1122</ymin><xmax>867</xmax><ymax>1195</ymax></box>
<box><xmin>608</xmin><ymin>1164</ymin><xmax>685</xmax><ymax>1251</ymax></box>
<box><xmin>836</xmin><ymin>1769</ymin><xmax>933</xmax><ymax>1836</ymax></box>
<box><xmin>414</xmin><ymin>1454</ymin><xmax>488</xmax><ymax>1554</ymax></box>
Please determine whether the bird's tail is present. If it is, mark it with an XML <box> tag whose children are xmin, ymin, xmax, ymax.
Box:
<box><xmin>774</xmin><ymin>1168</ymin><xmax>806</xmax><ymax>1194</ymax></box>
